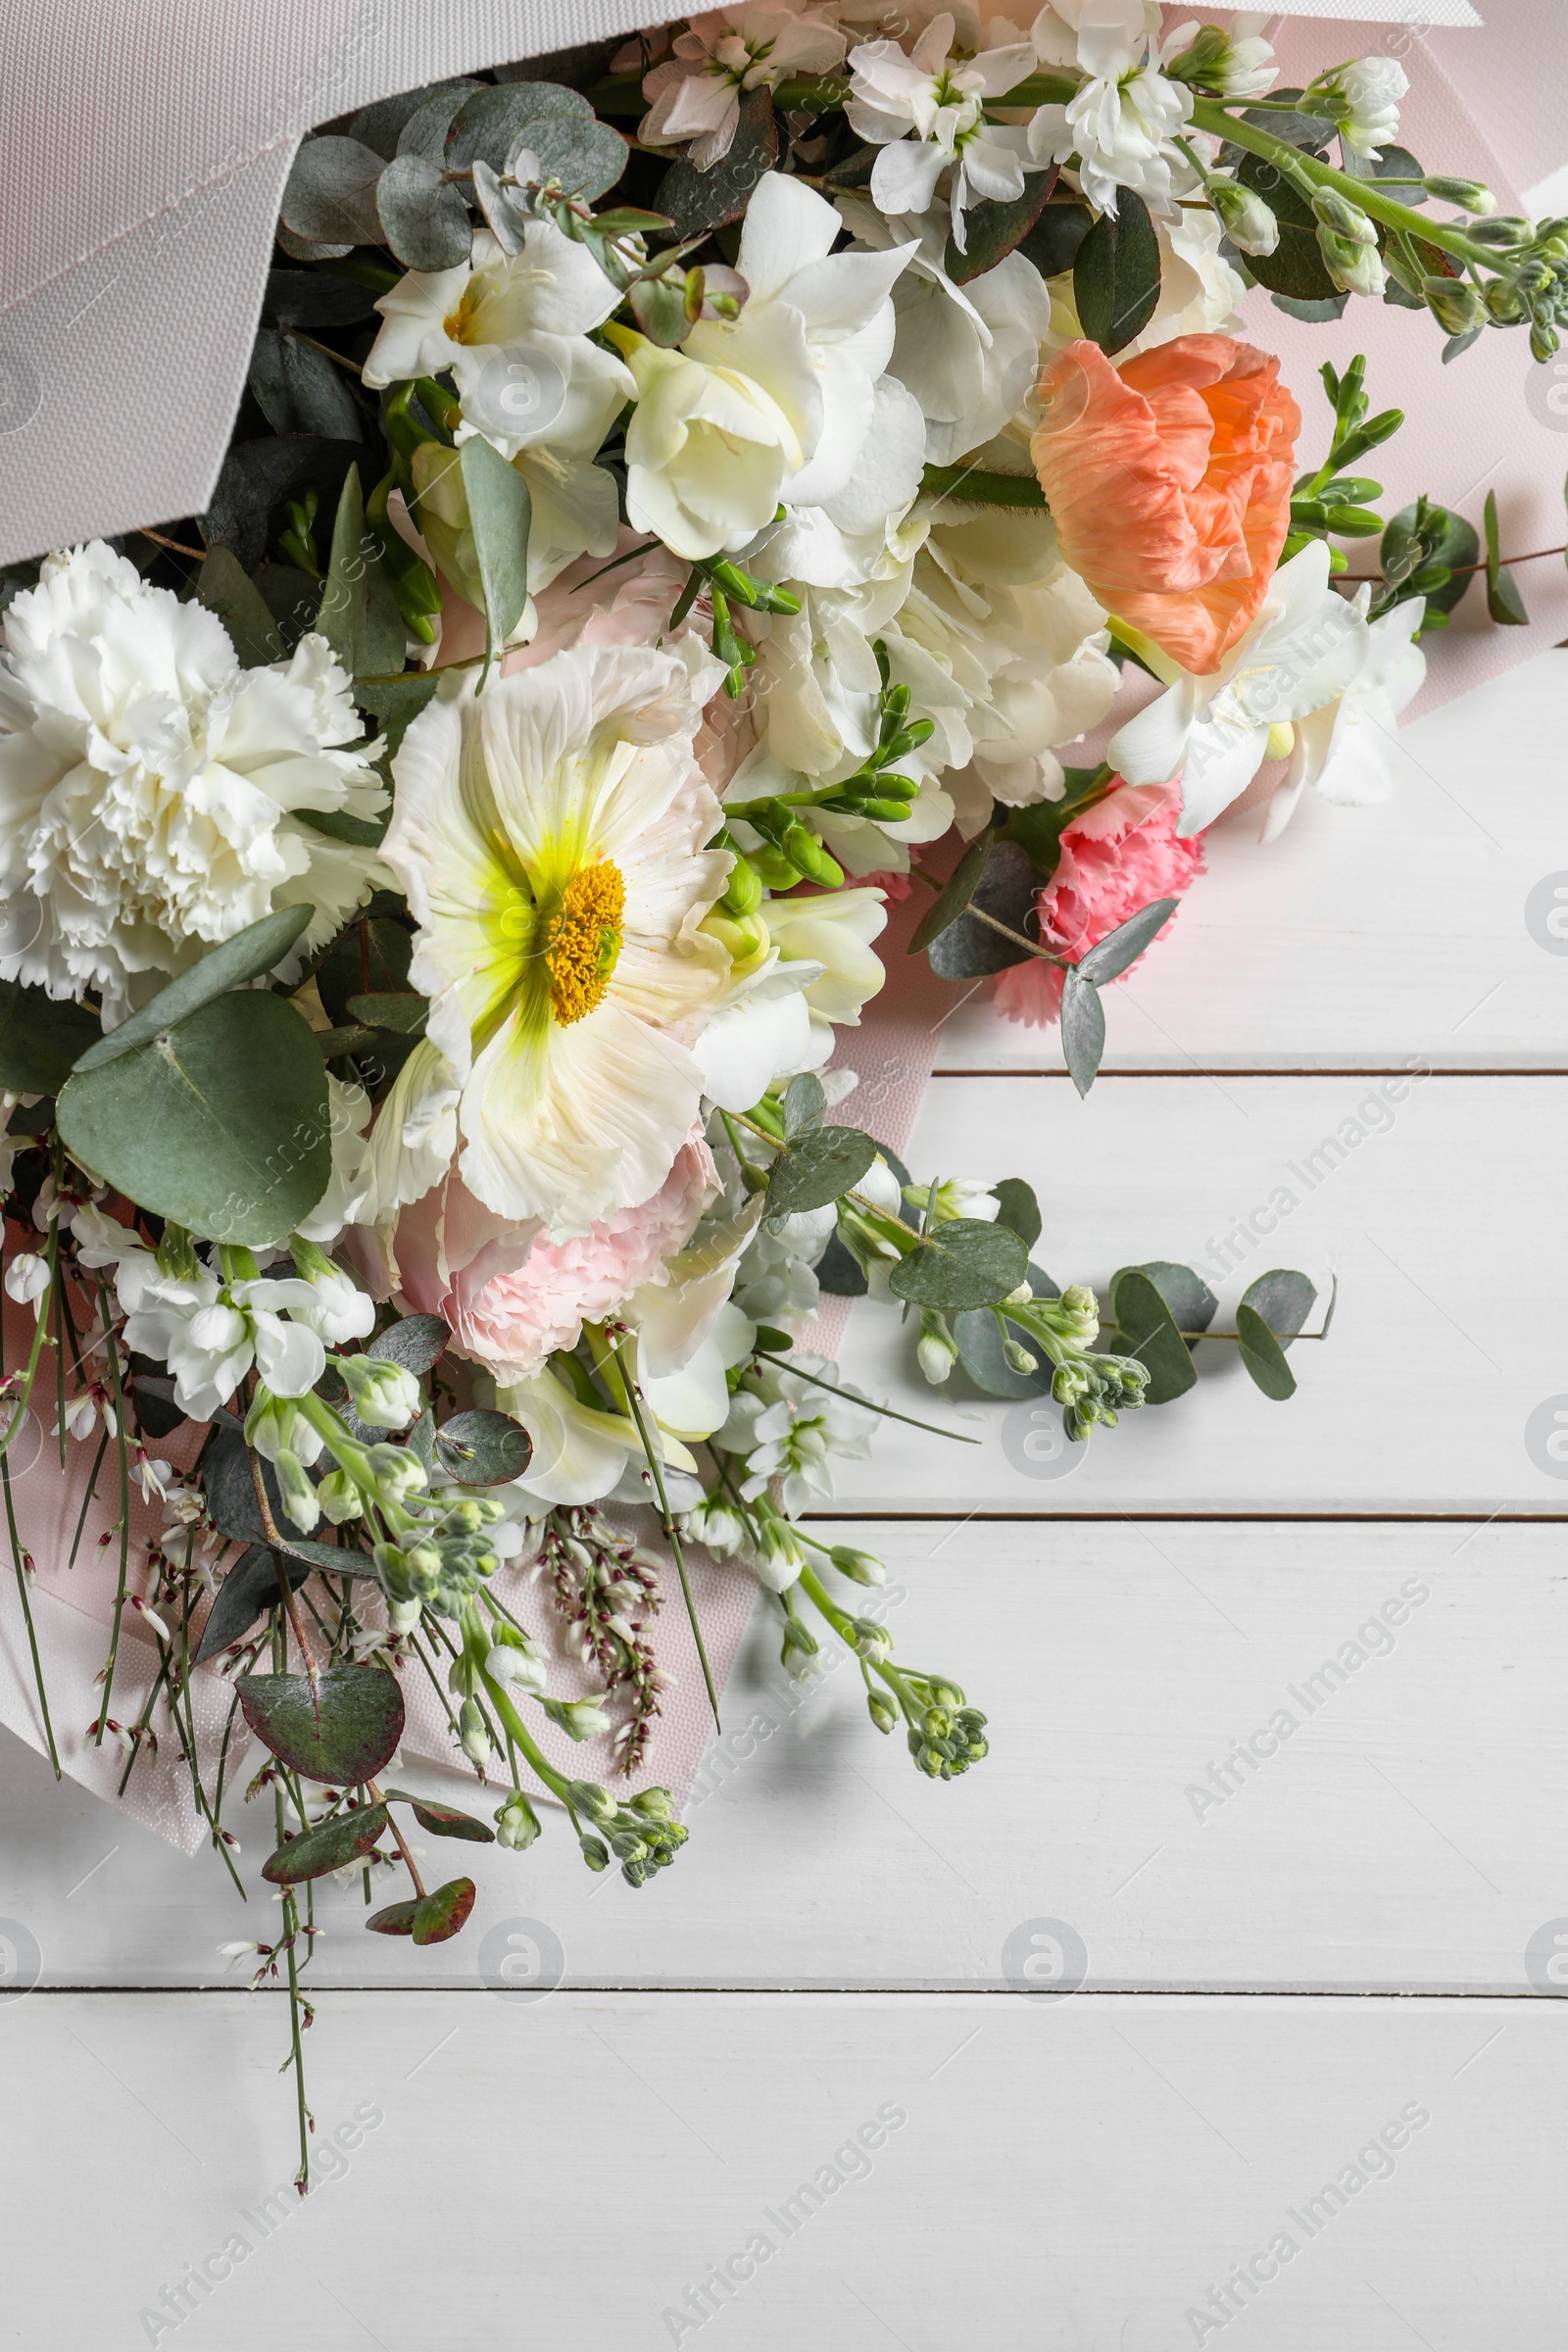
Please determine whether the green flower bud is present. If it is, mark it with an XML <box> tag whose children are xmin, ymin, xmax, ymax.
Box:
<box><xmin>1421</xmin><ymin>174</ymin><xmax>1496</xmax><ymax>214</ymax></box>
<box><xmin>829</xmin><ymin>1544</ymin><xmax>886</xmax><ymax>1587</ymax></box>
<box><xmin>495</xmin><ymin>1790</ymin><xmax>542</xmax><ymax>1850</ymax></box>
<box><xmin>339</xmin><ymin>1354</ymin><xmax>422</xmax><ymax>1430</ymax></box>
<box><xmin>566</xmin><ymin>1778</ymin><xmax>617</xmax><ymax>1824</ymax></box>
<box><xmin>458</xmin><ymin>1697</ymin><xmax>491</xmax><ymax>1769</ymax></box>
<box><xmin>1311</xmin><ymin>187</ymin><xmax>1376</xmax><ymax>244</ymax></box>
<box><xmin>274</xmin><ymin>1447</ymin><xmax>320</xmax><ymax>1534</ymax></box>
<box><xmin>579</xmin><ymin>1835</ymin><xmax>610</xmax><ymax>1872</ymax></box>
<box><xmin>365</xmin><ymin>1443</ymin><xmax>428</xmax><ymax>1501</ymax></box>
<box><xmin>1424</xmin><ymin>277</ymin><xmax>1484</xmax><ymax>335</ymax></box>
<box><xmin>867</xmin><ymin>1690</ymin><xmax>899</xmax><ymax>1735</ymax></box>
<box><xmin>317</xmin><ymin>1469</ymin><xmax>364</xmax><ymax>1525</ymax></box>
<box><xmin>849</xmin><ymin>1615</ymin><xmax>892</xmax><ymax>1662</ymax></box>
<box><xmin>631</xmin><ymin>1785</ymin><xmax>676</xmax><ymax>1821</ymax></box>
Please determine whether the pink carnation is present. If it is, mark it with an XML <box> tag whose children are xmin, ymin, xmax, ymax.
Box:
<box><xmin>993</xmin><ymin>780</ymin><xmax>1205</xmax><ymax>1029</ymax></box>
<box><xmin>391</xmin><ymin>1130</ymin><xmax>719</xmax><ymax>1384</ymax></box>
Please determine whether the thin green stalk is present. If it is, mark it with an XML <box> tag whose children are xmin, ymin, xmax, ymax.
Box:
<box><xmin>616</xmin><ymin>1344</ymin><xmax>720</xmax><ymax>1733</ymax></box>
<box><xmin>748</xmin><ymin>1351</ymin><xmax>980</xmax><ymax>1446</ymax></box>
<box><xmin>271</xmin><ymin>1618</ymin><xmax>312</xmax><ymax>2192</ymax></box>
<box><xmin>91</xmin><ymin>1281</ymin><xmax>132</xmax><ymax>1746</ymax></box>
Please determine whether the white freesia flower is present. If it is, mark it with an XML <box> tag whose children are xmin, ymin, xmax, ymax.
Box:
<box><xmin>762</xmin><ymin>888</ymin><xmax>888</xmax><ymax>1050</ymax></box>
<box><xmin>692</xmin><ymin>951</ymin><xmax>827</xmax><ymax>1110</ymax></box>
<box><xmin>0</xmin><ymin>546</ymin><xmax>385</xmax><ymax>1019</ymax></box>
<box><xmin>616</xmin><ymin>172</ymin><xmax>913</xmax><ymax>556</ymax></box>
<box><xmin>1027</xmin><ymin>0</ymin><xmax>1192</xmax><ymax>217</ymax></box>
<box><xmin>1261</xmin><ymin>589</ymin><xmax>1427</xmax><ymax>842</ymax></box>
<box><xmin>499</xmin><ymin>1363</ymin><xmax>700</xmax><ymax>1508</ymax></box>
<box><xmin>641</xmin><ymin>5</ymin><xmax>848</xmax><ymax>168</ymax></box>
<box><xmin>1109</xmin><ymin>542</ymin><xmax>1371</xmax><ymax>836</ymax></box>
<box><xmin>384</xmin><ymin>642</ymin><xmax>731</xmax><ymax>1236</ymax></box>
<box><xmin>287</xmin><ymin>1241</ymin><xmax>375</xmax><ymax>1346</ymax></box>
<box><xmin>847</xmin><ymin>12</ymin><xmax>1039</xmax><ymax>245</ymax></box>
<box><xmin>365</xmin><ymin>223</ymin><xmax>634</xmax><ymax>595</ymax></box>
<box><xmin>1310</xmin><ymin>56</ymin><xmax>1408</xmax><ymax>160</ymax></box>
<box><xmin>717</xmin><ymin>1351</ymin><xmax>877</xmax><ymax>1512</ymax></box>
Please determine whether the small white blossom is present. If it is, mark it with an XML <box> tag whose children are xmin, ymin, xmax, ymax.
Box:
<box><xmin>1027</xmin><ymin>0</ymin><xmax>1193</xmax><ymax>218</ymax></box>
<box><xmin>1310</xmin><ymin>56</ymin><xmax>1408</xmax><ymax>161</ymax></box>
<box><xmin>641</xmin><ymin>4</ymin><xmax>848</xmax><ymax>169</ymax></box>
<box><xmin>718</xmin><ymin>1352</ymin><xmax>876</xmax><ymax>1513</ymax></box>
<box><xmin>847</xmin><ymin>13</ymin><xmax>1040</xmax><ymax>247</ymax></box>
<box><xmin>4</xmin><ymin>1252</ymin><xmax>49</xmax><ymax>1313</ymax></box>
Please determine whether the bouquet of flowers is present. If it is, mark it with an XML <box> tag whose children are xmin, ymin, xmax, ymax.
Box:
<box><xmin>0</xmin><ymin>2</ymin><xmax>1554</xmax><ymax>2179</ymax></box>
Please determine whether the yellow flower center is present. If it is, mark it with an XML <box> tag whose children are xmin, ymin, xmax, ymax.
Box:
<box><xmin>543</xmin><ymin>859</ymin><xmax>625</xmax><ymax>1026</ymax></box>
<box><xmin>443</xmin><ymin>282</ymin><xmax>484</xmax><ymax>344</ymax></box>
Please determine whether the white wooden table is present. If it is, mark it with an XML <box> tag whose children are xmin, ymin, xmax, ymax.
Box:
<box><xmin>4</xmin><ymin>654</ymin><xmax>1567</xmax><ymax>2349</ymax></box>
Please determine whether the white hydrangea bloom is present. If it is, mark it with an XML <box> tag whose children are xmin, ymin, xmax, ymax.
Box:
<box><xmin>0</xmin><ymin>545</ymin><xmax>385</xmax><ymax>1020</ymax></box>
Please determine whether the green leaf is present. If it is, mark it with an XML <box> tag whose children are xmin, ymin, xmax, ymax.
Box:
<box><xmin>197</xmin><ymin>545</ymin><xmax>286</xmax><ymax>666</ymax></box>
<box><xmin>412</xmin><ymin>1877</ymin><xmax>478</xmax><ymax>1945</ymax></box>
<box><xmin>433</xmin><ymin>1408</ymin><xmax>532</xmax><ymax>1486</ymax></box>
<box><xmin>926</xmin><ymin>841</ymin><xmax>1038</xmax><ymax>979</ymax></box>
<box><xmin>781</xmin><ymin>1072</ymin><xmax>825</xmax><ymax>1139</ymax></box>
<box><xmin>385</xmin><ymin>1791</ymin><xmax>496</xmax><ymax>1843</ymax></box>
<box><xmin>399</xmin><ymin>84</ymin><xmax>487</xmax><ymax>161</ymax></box>
<box><xmin>0</xmin><ymin>982</ymin><xmax>99</xmax><ymax>1096</ymax></box>
<box><xmin>945</xmin><ymin>166</ymin><xmax>1057</xmax><ymax>284</ymax></box>
<box><xmin>346</xmin><ymin>990</ymin><xmax>428</xmax><ymax>1035</ymax></box>
<box><xmin>366</xmin><ymin>1897</ymin><xmax>419</xmax><ymax>1936</ymax></box>
<box><xmin>248</xmin><ymin>328</ymin><xmax>362</xmax><ymax>443</ymax></box>
<box><xmin>628</xmin><ymin>273</ymin><xmax>690</xmax><ymax>346</ymax></box>
<box><xmin>527</xmin><ymin>114</ymin><xmax>628</xmax><ymax>202</ymax></box>
<box><xmin>657</xmin><ymin>86</ymin><xmax>777</xmax><ymax>236</ymax></box>
<box><xmin>375</xmin><ymin>153</ymin><xmax>473</xmax><ymax>270</ymax></box>
<box><xmin>888</xmin><ymin>1218</ymin><xmax>1028</xmax><ymax>1313</ymax></box>
<box><xmin>263</xmin><ymin>270</ymin><xmax>377</xmax><ymax>327</ymax></box>
<box><xmin>367</xmin><ymin>1313</ymin><xmax>449</xmax><ymax>1375</ymax></box>
<box><xmin>1113</xmin><ymin>1261</ymin><xmax>1217</xmax><ymax>1347</ymax></box>
<box><xmin>237</xmin><ymin>1665</ymin><xmax>406</xmax><ymax>1785</ymax></box>
<box><xmin>1233</xmin><ymin>153</ymin><xmax>1341</xmax><ymax>301</ymax></box>
<box><xmin>813</xmin><ymin>1232</ymin><xmax>868</xmax><ymax>1298</ymax></box>
<box><xmin>280</xmin><ymin>135</ymin><xmax>386</xmax><ymax>247</ymax></box>
<box><xmin>1073</xmin><ymin>189</ymin><xmax>1160</xmax><ymax>354</ymax></box>
<box><xmin>72</xmin><ymin>905</ymin><xmax>313</xmax><ymax>1075</ymax></box>
<box><xmin>199</xmin><ymin>1428</ymin><xmax>374</xmax><ymax>1576</ymax></box>
<box><xmin>1381</xmin><ymin>500</ymin><xmax>1478</xmax><ymax>617</ymax></box>
<box><xmin>1236</xmin><ymin>1302</ymin><xmax>1298</xmax><ymax>1399</ymax></box>
<box><xmin>992</xmin><ymin>1176</ymin><xmax>1041</xmax><ymax>1251</ymax></box>
<box><xmin>263</xmin><ymin>1801</ymin><xmax>390</xmax><ymax>1885</ymax></box>
<box><xmin>354</xmin><ymin>669</ymin><xmax>440</xmax><ymax>751</ymax></box>
<box><xmin>315</xmin><ymin>913</ymin><xmax>413</xmax><ymax>1024</ymax></box>
<box><xmin>318</xmin><ymin>463</ymin><xmax>406</xmax><ymax>681</ymax></box>
<box><xmin>193</xmin><ymin>1544</ymin><xmax>307</xmax><ymax>1664</ymax></box>
<box><xmin>1059</xmin><ymin>967</ymin><xmax>1104</xmax><ymax>1098</ymax></box>
<box><xmin>1483</xmin><ymin>488</ymin><xmax>1529</xmax><ymax>625</ymax></box>
<box><xmin>919</xmin><ymin>464</ymin><xmax>1048</xmax><ymax>511</ymax></box>
<box><xmin>908</xmin><ymin>830</ymin><xmax>992</xmax><ymax>956</ymax></box>
<box><xmin>1341</xmin><ymin>142</ymin><xmax>1427</xmax><ymax>201</ymax></box>
<box><xmin>1018</xmin><ymin>199</ymin><xmax>1094</xmax><ymax>278</ymax></box>
<box><xmin>765</xmin><ymin>1125</ymin><xmax>877</xmax><ymax>1216</ymax></box>
<box><xmin>1076</xmin><ymin>897</ymin><xmax>1178</xmax><ymax>985</ymax></box>
<box><xmin>459</xmin><ymin>432</ymin><xmax>531</xmax><ymax>661</ymax></box>
<box><xmin>1106</xmin><ymin>1268</ymin><xmax>1197</xmax><ymax>1404</ymax></box>
<box><xmin>1239</xmin><ymin>1268</ymin><xmax>1316</xmax><ymax>1347</ymax></box>
<box><xmin>352</xmin><ymin>81</ymin><xmax>480</xmax><ymax>159</ymax></box>
<box><xmin>446</xmin><ymin>79</ymin><xmax>592</xmax><ymax>172</ymax></box>
<box><xmin>58</xmin><ymin>991</ymin><xmax>331</xmax><ymax>1245</ymax></box>
<box><xmin>1271</xmin><ymin>290</ymin><xmax>1349</xmax><ymax>324</ymax></box>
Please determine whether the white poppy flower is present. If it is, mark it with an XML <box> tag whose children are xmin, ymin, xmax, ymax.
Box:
<box><xmin>1261</xmin><ymin>589</ymin><xmax>1427</xmax><ymax>843</ymax></box>
<box><xmin>384</xmin><ymin>641</ymin><xmax>732</xmax><ymax>1237</ymax></box>
<box><xmin>1110</xmin><ymin>542</ymin><xmax>1373</xmax><ymax>837</ymax></box>
<box><xmin>641</xmin><ymin>5</ymin><xmax>848</xmax><ymax>169</ymax></box>
<box><xmin>847</xmin><ymin>13</ymin><xmax>1040</xmax><ymax>247</ymax></box>
<box><xmin>0</xmin><ymin>546</ymin><xmax>385</xmax><ymax>1019</ymax></box>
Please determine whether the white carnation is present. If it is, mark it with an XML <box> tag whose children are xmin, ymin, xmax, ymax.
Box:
<box><xmin>0</xmin><ymin>543</ymin><xmax>386</xmax><ymax>1019</ymax></box>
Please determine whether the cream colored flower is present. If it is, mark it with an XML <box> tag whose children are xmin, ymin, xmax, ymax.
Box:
<box><xmin>0</xmin><ymin>544</ymin><xmax>384</xmax><ymax>1018</ymax></box>
<box><xmin>384</xmin><ymin>642</ymin><xmax>733</xmax><ymax>1236</ymax></box>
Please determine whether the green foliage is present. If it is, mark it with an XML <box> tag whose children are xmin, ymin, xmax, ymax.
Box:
<box><xmin>59</xmin><ymin>990</ymin><xmax>332</xmax><ymax>1246</ymax></box>
<box><xmin>945</xmin><ymin>168</ymin><xmax>1057</xmax><ymax>284</ymax></box>
<box><xmin>73</xmin><ymin>906</ymin><xmax>312</xmax><ymax>1072</ymax></box>
<box><xmin>1234</xmin><ymin>153</ymin><xmax>1341</xmax><ymax>301</ymax></box>
<box><xmin>237</xmin><ymin>1665</ymin><xmax>406</xmax><ymax>1784</ymax></box>
<box><xmin>0</xmin><ymin>982</ymin><xmax>98</xmax><ymax>1097</ymax></box>
<box><xmin>888</xmin><ymin>1218</ymin><xmax>1028</xmax><ymax>1312</ymax></box>
<box><xmin>367</xmin><ymin>1313</ymin><xmax>450</xmax><ymax>1374</ymax></box>
<box><xmin>1236</xmin><ymin>1302</ymin><xmax>1297</xmax><ymax>1398</ymax></box>
<box><xmin>459</xmin><ymin>431</ymin><xmax>532</xmax><ymax>667</ymax></box>
<box><xmin>263</xmin><ymin>1801</ymin><xmax>390</xmax><ymax>1884</ymax></box>
<box><xmin>908</xmin><ymin>831</ymin><xmax>992</xmax><ymax>956</ymax></box>
<box><xmin>376</xmin><ymin>154</ymin><xmax>473</xmax><ymax>270</ymax></box>
<box><xmin>433</xmin><ymin>1408</ymin><xmax>533</xmax><ymax>1485</ymax></box>
<box><xmin>766</xmin><ymin>1126</ymin><xmax>878</xmax><ymax>1216</ymax></box>
<box><xmin>197</xmin><ymin>545</ymin><xmax>289</xmax><ymax>663</ymax></box>
<box><xmin>1059</xmin><ymin>967</ymin><xmax>1104</xmax><ymax>1098</ymax></box>
<box><xmin>318</xmin><ymin>464</ymin><xmax>406</xmax><ymax>680</ymax></box>
<box><xmin>1073</xmin><ymin>189</ymin><xmax>1161</xmax><ymax>352</ymax></box>
<box><xmin>991</xmin><ymin>1177</ymin><xmax>1041</xmax><ymax>1251</ymax></box>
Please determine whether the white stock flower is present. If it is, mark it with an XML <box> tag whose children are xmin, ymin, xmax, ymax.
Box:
<box><xmin>844</xmin><ymin>200</ymin><xmax>1054</xmax><ymax>465</ymax></box>
<box><xmin>847</xmin><ymin>12</ymin><xmax>1039</xmax><ymax>245</ymax></box>
<box><xmin>0</xmin><ymin>547</ymin><xmax>385</xmax><ymax>1019</ymax></box>
<box><xmin>384</xmin><ymin>642</ymin><xmax>731</xmax><ymax>1236</ymax></box>
<box><xmin>641</xmin><ymin>5</ymin><xmax>848</xmax><ymax>168</ymax></box>
<box><xmin>617</xmin><ymin>173</ymin><xmax>913</xmax><ymax>556</ymax></box>
<box><xmin>1027</xmin><ymin>0</ymin><xmax>1192</xmax><ymax>217</ymax></box>
<box><xmin>1261</xmin><ymin>589</ymin><xmax>1427</xmax><ymax>843</ymax></box>
<box><xmin>288</xmin><ymin>1254</ymin><xmax>375</xmax><ymax>1347</ymax></box>
<box><xmin>1160</xmin><ymin>12</ymin><xmax>1275</xmax><ymax>100</ymax></box>
<box><xmin>718</xmin><ymin>1351</ymin><xmax>876</xmax><ymax>1512</ymax></box>
<box><xmin>1109</xmin><ymin>542</ymin><xmax>1371</xmax><ymax>836</ymax></box>
<box><xmin>1311</xmin><ymin>56</ymin><xmax>1408</xmax><ymax>160</ymax></box>
<box><xmin>131</xmin><ymin>1269</ymin><xmax>324</xmax><ymax>1421</ymax></box>
<box><xmin>884</xmin><ymin>510</ymin><xmax>1119</xmax><ymax>830</ymax></box>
